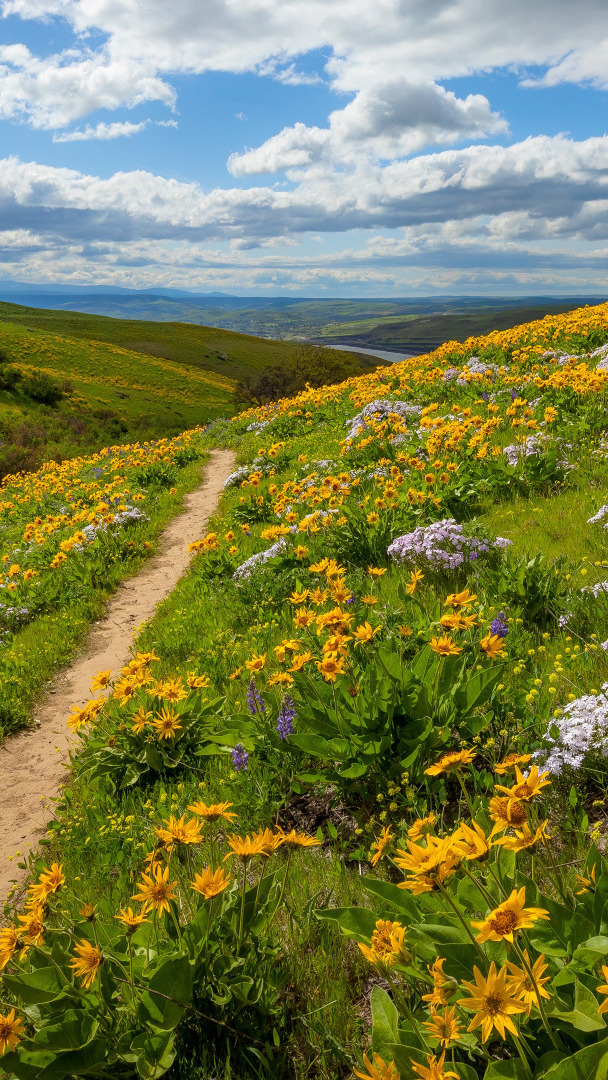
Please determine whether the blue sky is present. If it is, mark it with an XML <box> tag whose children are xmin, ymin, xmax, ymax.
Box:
<box><xmin>1</xmin><ymin>0</ymin><xmax>608</xmax><ymax>296</ymax></box>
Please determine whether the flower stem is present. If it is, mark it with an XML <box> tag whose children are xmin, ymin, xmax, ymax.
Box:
<box><xmin>436</xmin><ymin>880</ymin><xmax>486</xmax><ymax>960</ymax></box>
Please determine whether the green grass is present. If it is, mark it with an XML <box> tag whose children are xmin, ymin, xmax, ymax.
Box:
<box><xmin>0</xmin><ymin>300</ymin><xmax>379</xmax><ymax>384</ymax></box>
<box><xmin>0</xmin><ymin>455</ymin><xmax>209</xmax><ymax>738</ymax></box>
<box><xmin>10</xmin><ymin>304</ymin><xmax>608</xmax><ymax>1079</ymax></box>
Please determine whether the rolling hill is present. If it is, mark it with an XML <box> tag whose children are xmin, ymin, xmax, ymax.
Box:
<box><xmin>0</xmin><ymin>302</ymin><xmax>379</xmax><ymax>476</ymax></box>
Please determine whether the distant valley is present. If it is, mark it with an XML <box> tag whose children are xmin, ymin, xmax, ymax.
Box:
<box><xmin>0</xmin><ymin>283</ymin><xmax>605</xmax><ymax>355</ymax></box>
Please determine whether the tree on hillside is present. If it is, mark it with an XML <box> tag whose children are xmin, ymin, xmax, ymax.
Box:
<box><xmin>234</xmin><ymin>344</ymin><xmax>372</xmax><ymax>406</ymax></box>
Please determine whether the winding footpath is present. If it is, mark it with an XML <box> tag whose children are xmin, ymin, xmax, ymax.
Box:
<box><xmin>0</xmin><ymin>447</ymin><xmax>236</xmax><ymax>906</ymax></box>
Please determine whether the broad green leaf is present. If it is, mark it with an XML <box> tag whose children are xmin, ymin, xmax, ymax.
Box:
<box><xmin>32</xmin><ymin>1011</ymin><xmax>98</xmax><ymax>1051</ymax></box>
<box><xmin>315</xmin><ymin>906</ymin><xmax>378</xmax><ymax>939</ymax></box>
<box><xmin>137</xmin><ymin>955</ymin><xmax>192</xmax><ymax>1031</ymax></box>
<box><xmin>370</xmin><ymin>987</ymin><xmax>399</xmax><ymax>1060</ymax></box>
<box><xmin>541</xmin><ymin>1036</ymin><xmax>608</xmax><ymax>1079</ymax></box>
<box><xmin>483</xmin><ymin>1060</ymin><xmax>528</xmax><ymax>1080</ymax></box>
<box><xmin>3</xmin><ymin>968</ymin><xmax>68</xmax><ymax>1005</ymax></box>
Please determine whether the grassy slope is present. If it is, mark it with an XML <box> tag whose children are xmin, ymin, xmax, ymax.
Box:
<box><xmin>22</xmin><ymin>302</ymin><xmax>608</xmax><ymax>1079</ymax></box>
<box><xmin>0</xmin><ymin>319</ymin><xmax>235</xmax><ymax>431</ymax></box>
<box><xmin>323</xmin><ymin>301</ymin><xmax>597</xmax><ymax>350</ymax></box>
<box><xmin>0</xmin><ymin>301</ymin><xmax>381</xmax><ymax>383</ymax></box>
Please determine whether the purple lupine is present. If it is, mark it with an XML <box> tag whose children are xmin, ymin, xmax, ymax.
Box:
<box><xmin>276</xmin><ymin>695</ymin><xmax>296</xmax><ymax>740</ymax></box>
<box><xmin>510</xmin><ymin>388</ymin><xmax>518</xmax><ymax>402</ymax></box>
<box><xmin>246</xmin><ymin>679</ymin><xmax>266</xmax><ymax>715</ymax></box>
<box><xmin>490</xmin><ymin>611</ymin><xmax>509</xmax><ymax>639</ymax></box>
<box><xmin>232</xmin><ymin>743</ymin><xmax>249</xmax><ymax>771</ymax></box>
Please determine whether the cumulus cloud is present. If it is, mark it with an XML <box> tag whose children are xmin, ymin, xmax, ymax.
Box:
<box><xmin>2</xmin><ymin>0</ymin><xmax>608</xmax><ymax>128</ymax></box>
<box><xmin>53</xmin><ymin>120</ymin><xmax>149</xmax><ymax>142</ymax></box>
<box><xmin>0</xmin><ymin>43</ymin><xmax>174</xmax><ymax>128</ymax></box>
<box><xmin>2</xmin><ymin>134</ymin><xmax>608</xmax><ymax>245</ymax></box>
<box><xmin>228</xmin><ymin>80</ymin><xmax>507</xmax><ymax>175</ymax></box>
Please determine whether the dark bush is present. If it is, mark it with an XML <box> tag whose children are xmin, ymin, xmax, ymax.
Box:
<box><xmin>0</xmin><ymin>366</ymin><xmax>23</xmax><ymax>391</ymax></box>
<box><xmin>21</xmin><ymin>370</ymin><xmax>64</xmax><ymax>406</ymax></box>
<box><xmin>234</xmin><ymin>344</ymin><xmax>377</xmax><ymax>406</ymax></box>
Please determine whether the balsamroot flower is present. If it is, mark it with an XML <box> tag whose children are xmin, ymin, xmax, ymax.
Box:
<box><xmin>353</xmin><ymin>1051</ymin><xmax>400</xmax><ymax>1079</ymax></box>
<box><xmin>370</xmin><ymin>825</ymin><xmax>394</xmax><ymax>866</ymax></box>
<box><xmin>494</xmin><ymin>752</ymin><xmax>531</xmax><ymax>775</ymax></box>
<box><xmin>429</xmin><ymin>635</ymin><xmax>462</xmax><ymax>657</ymax></box>
<box><xmin>479</xmin><ymin>632</ymin><xmax>507</xmax><ymax>659</ymax></box>
<box><xmin>596</xmin><ymin>964</ymin><xmax>608</xmax><ymax>1013</ymax></box>
<box><xmin>114</xmin><ymin>907</ymin><xmax>149</xmax><ymax>933</ymax></box>
<box><xmin>0</xmin><ymin>1009</ymin><xmax>23</xmax><ymax>1056</ymax></box>
<box><xmin>472</xmin><ymin>887</ymin><xmax>549</xmax><ymax>943</ymax></box>
<box><xmin>70</xmin><ymin>939</ymin><xmax>102</xmax><ymax>989</ymax></box>
<box><xmin>191</xmin><ymin>867</ymin><xmax>231</xmax><ymax>900</ymax></box>
<box><xmin>411</xmin><ymin>1051</ymin><xmax>459</xmax><ymax>1079</ymax></box>
<box><xmin>151</xmin><ymin>707</ymin><xmax>182</xmax><ymax>740</ymax></box>
<box><xmin>358</xmin><ymin>919</ymin><xmax>407</xmax><ymax>968</ymax></box>
<box><xmin>459</xmin><ymin>962</ymin><xmax>527</xmax><ymax>1041</ymax></box>
<box><xmin>422</xmin><ymin>958</ymin><xmax>458</xmax><ymax>1008</ymax></box>
<box><xmin>492</xmin><ymin>821</ymin><xmax>550</xmax><ymax>853</ymax></box>
<box><xmin>276</xmin><ymin>828</ymin><xmax>320</xmax><ymax>849</ymax></box>
<box><xmin>422</xmin><ymin>1006</ymin><xmax>461</xmax><ymax>1048</ymax></box>
<box><xmin>425</xmin><ymin>749</ymin><xmax>476</xmax><ymax>776</ymax></box>
<box><xmin>224</xmin><ymin>833</ymin><xmax>268</xmax><ymax>862</ymax></box>
<box><xmin>154</xmin><ymin>814</ymin><xmax>203</xmax><ymax>850</ymax></box>
<box><xmin>187</xmin><ymin>800</ymin><xmax>237</xmax><ymax>823</ymax></box>
<box><xmin>505</xmin><ymin>951</ymin><xmax>551</xmax><ymax>1013</ymax></box>
<box><xmin>495</xmin><ymin>765</ymin><xmax>551</xmax><ymax>801</ymax></box>
<box><xmin>131</xmin><ymin>865</ymin><xmax>177</xmax><ymax>916</ymax></box>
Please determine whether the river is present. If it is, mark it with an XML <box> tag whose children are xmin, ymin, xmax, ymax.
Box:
<box><xmin>325</xmin><ymin>343</ymin><xmax>417</xmax><ymax>364</ymax></box>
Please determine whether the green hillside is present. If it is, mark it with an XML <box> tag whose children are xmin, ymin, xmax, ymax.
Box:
<box><xmin>319</xmin><ymin>301</ymin><xmax>599</xmax><ymax>351</ymax></box>
<box><xmin>0</xmin><ymin>300</ymin><xmax>380</xmax><ymax>381</ymax></box>
<box><xmin>0</xmin><ymin>302</ymin><xmax>378</xmax><ymax>475</ymax></box>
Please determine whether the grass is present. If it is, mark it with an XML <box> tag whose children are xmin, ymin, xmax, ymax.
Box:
<box><xmin>8</xmin><ymin>302</ymin><xmax>608</xmax><ymax>1079</ymax></box>
<box><xmin>0</xmin><ymin>437</ymin><xmax>211</xmax><ymax>738</ymax></box>
<box><xmin>0</xmin><ymin>301</ymin><xmax>380</xmax><ymax>384</ymax></box>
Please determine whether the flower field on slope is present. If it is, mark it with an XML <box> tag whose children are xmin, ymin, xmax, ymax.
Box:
<box><xmin>0</xmin><ymin>428</ymin><xmax>207</xmax><ymax>734</ymax></box>
<box><xmin>5</xmin><ymin>303</ymin><xmax>608</xmax><ymax>1079</ymax></box>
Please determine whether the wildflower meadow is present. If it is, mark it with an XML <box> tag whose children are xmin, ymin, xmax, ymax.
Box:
<box><xmin>4</xmin><ymin>302</ymin><xmax>608</xmax><ymax>1078</ymax></box>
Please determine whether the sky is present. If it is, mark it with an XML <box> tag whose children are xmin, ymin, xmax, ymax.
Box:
<box><xmin>1</xmin><ymin>0</ymin><xmax>608</xmax><ymax>296</ymax></box>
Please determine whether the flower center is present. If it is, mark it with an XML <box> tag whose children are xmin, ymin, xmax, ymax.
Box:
<box><xmin>514</xmin><ymin>783</ymin><xmax>532</xmax><ymax>798</ymax></box>
<box><xmin>483</xmin><ymin>993</ymin><xmax>504</xmax><ymax>1016</ymax></box>
<box><xmin>509</xmin><ymin>801</ymin><xmax>527</xmax><ymax>825</ymax></box>
<box><xmin>490</xmin><ymin>910</ymin><xmax>519</xmax><ymax>935</ymax></box>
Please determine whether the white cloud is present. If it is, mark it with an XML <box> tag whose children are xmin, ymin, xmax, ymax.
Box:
<box><xmin>2</xmin><ymin>0</ymin><xmax>608</xmax><ymax>129</ymax></box>
<box><xmin>0</xmin><ymin>43</ymin><xmax>174</xmax><ymax>128</ymax></box>
<box><xmin>228</xmin><ymin>80</ymin><xmax>507</xmax><ymax>175</ymax></box>
<box><xmin>53</xmin><ymin>119</ymin><xmax>150</xmax><ymax>141</ymax></box>
<box><xmin>2</xmin><ymin>134</ymin><xmax>608</xmax><ymax>245</ymax></box>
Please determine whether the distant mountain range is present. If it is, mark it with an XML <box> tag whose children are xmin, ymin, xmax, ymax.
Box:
<box><xmin>1</xmin><ymin>281</ymin><xmax>606</xmax><ymax>351</ymax></box>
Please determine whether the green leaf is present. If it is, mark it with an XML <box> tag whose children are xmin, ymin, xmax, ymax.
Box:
<box><xmin>137</xmin><ymin>955</ymin><xmax>192</xmax><ymax>1031</ymax></box>
<box><xmin>483</xmin><ymin>1061</ymin><xmax>528</xmax><ymax>1080</ymax></box>
<box><xmin>370</xmin><ymin>987</ymin><xmax>399</xmax><ymax>1060</ymax></box>
<box><xmin>540</xmin><ymin>1036</ymin><xmax>608</xmax><ymax>1079</ymax></box>
<box><xmin>132</xmin><ymin>1031</ymin><xmax>176</xmax><ymax>1080</ymax></box>
<box><xmin>289</xmin><ymin>733</ymin><xmax>337</xmax><ymax>758</ymax></box>
<box><xmin>315</xmin><ymin>906</ymin><xmax>379</xmax><ymax>939</ymax></box>
<box><xmin>545</xmin><ymin>978</ymin><xmax>607</xmax><ymax>1032</ymax></box>
<box><xmin>360</xmin><ymin>877</ymin><xmax>420</xmax><ymax>920</ymax></box>
<box><xmin>32</xmin><ymin>1011</ymin><xmax>98</xmax><ymax>1051</ymax></box>
<box><xmin>3</xmin><ymin>968</ymin><xmax>68</xmax><ymax>1005</ymax></box>
<box><xmin>336</xmin><ymin>760</ymin><xmax>367</xmax><ymax>779</ymax></box>
<box><xmin>573</xmin><ymin>935</ymin><xmax>608</xmax><ymax>965</ymax></box>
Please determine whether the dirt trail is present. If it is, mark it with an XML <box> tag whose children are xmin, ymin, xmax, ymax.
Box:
<box><xmin>0</xmin><ymin>447</ymin><xmax>235</xmax><ymax>906</ymax></box>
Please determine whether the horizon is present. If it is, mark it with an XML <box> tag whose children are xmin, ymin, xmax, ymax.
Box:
<box><xmin>2</xmin><ymin>1</ymin><xmax>608</xmax><ymax>296</ymax></box>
